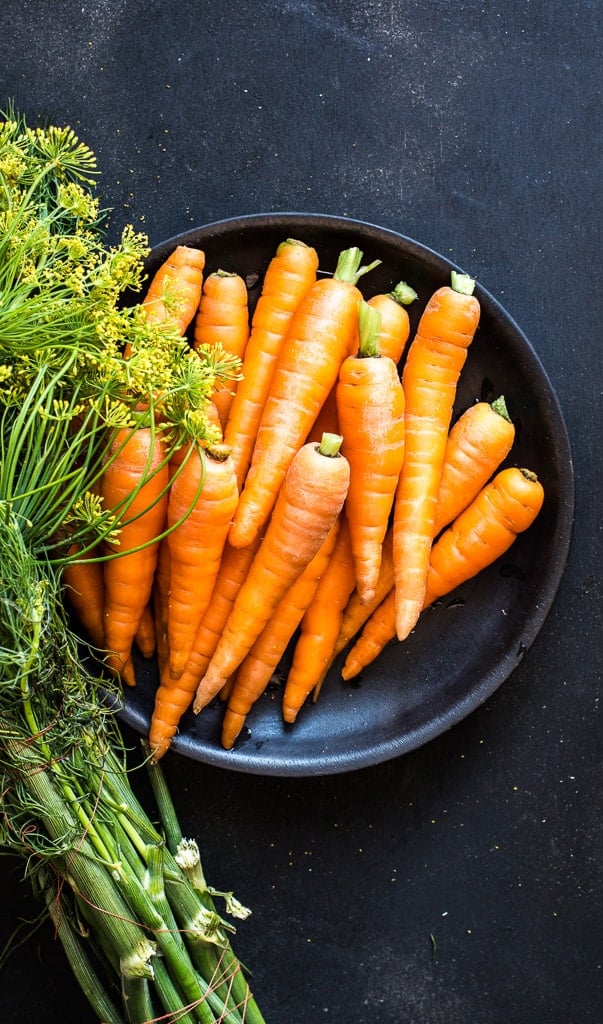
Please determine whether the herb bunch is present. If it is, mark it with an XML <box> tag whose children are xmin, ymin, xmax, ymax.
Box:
<box><xmin>0</xmin><ymin>109</ymin><xmax>263</xmax><ymax>1024</ymax></box>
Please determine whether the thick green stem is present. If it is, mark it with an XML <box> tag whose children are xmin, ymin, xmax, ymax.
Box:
<box><xmin>357</xmin><ymin>299</ymin><xmax>382</xmax><ymax>358</ymax></box>
<box><xmin>333</xmin><ymin>246</ymin><xmax>381</xmax><ymax>284</ymax></box>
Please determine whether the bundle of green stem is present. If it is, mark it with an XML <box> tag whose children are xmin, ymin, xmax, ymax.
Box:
<box><xmin>0</xmin><ymin>109</ymin><xmax>264</xmax><ymax>1023</ymax></box>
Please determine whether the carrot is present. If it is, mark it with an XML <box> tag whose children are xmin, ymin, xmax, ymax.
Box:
<box><xmin>336</xmin><ymin>300</ymin><xmax>406</xmax><ymax>604</ymax></box>
<box><xmin>282</xmin><ymin>514</ymin><xmax>356</xmax><ymax>723</ymax></box>
<box><xmin>193</xmin><ymin>270</ymin><xmax>250</xmax><ymax>430</ymax></box>
<box><xmin>148</xmin><ymin>535</ymin><xmax>262</xmax><ymax>761</ymax></box>
<box><xmin>433</xmin><ymin>395</ymin><xmax>515</xmax><ymax>536</ymax></box>
<box><xmin>229</xmin><ymin>247</ymin><xmax>379</xmax><ymax>548</ymax></box>
<box><xmin>134</xmin><ymin>602</ymin><xmax>156</xmax><ymax>659</ymax></box>
<box><xmin>100</xmin><ymin>424</ymin><xmax>169</xmax><ymax>687</ymax></box>
<box><xmin>310</xmin><ymin>526</ymin><xmax>396</xmax><ymax>702</ymax></box>
<box><xmin>193</xmin><ymin>433</ymin><xmax>350</xmax><ymax>712</ymax></box>
<box><xmin>166</xmin><ymin>440</ymin><xmax>239</xmax><ymax>679</ymax></box>
<box><xmin>221</xmin><ymin>520</ymin><xmax>340</xmax><ymax>749</ymax></box>
<box><xmin>365</xmin><ymin>280</ymin><xmax>417</xmax><ymax>363</ymax></box>
<box><xmin>224</xmin><ymin>238</ymin><xmax>319</xmax><ymax>489</ymax></box>
<box><xmin>152</xmin><ymin>538</ymin><xmax>170</xmax><ymax>673</ymax></box>
<box><xmin>393</xmin><ymin>270</ymin><xmax>481</xmax><ymax>640</ymax></box>
<box><xmin>342</xmin><ymin>466</ymin><xmax>545</xmax><ymax>679</ymax></box>
<box><xmin>62</xmin><ymin>547</ymin><xmax>105</xmax><ymax>650</ymax></box>
<box><xmin>141</xmin><ymin>244</ymin><xmax>205</xmax><ymax>335</ymax></box>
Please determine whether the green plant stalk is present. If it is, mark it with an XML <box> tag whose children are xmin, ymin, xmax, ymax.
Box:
<box><xmin>121</xmin><ymin>973</ymin><xmax>156</xmax><ymax>1024</ymax></box>
<box><xmin>44</xmin><ymin>885</ymin><xmax>126</xmax><ymax>1024</ymax></box>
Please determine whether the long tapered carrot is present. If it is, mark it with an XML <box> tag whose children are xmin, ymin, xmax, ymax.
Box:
<box><xmin>282</xmin><ymin>515</ymin><xmax>356</xmax><ymax>723</ymax></box>
<box><xmin>229</xmin><ymin>247</ymin><xmax>379</xmax><ymax>549</ymax></box>
<box><xmin>336</xmin><ymin>300</ymin><xmax>406</xmax><ymax>604</ymax></box>
<box><xmin>100</xmin><ymin>424</ymin><xmax>169</xmax><ymax>687</ymax></box>
<box><xmin>61</xmin><ymin>546</ymin><xmax>105</xmax><ymax>650</ymax></box>
<box><xmin>141</xmin><ymin>244</ymin><xmax>205</xmax><ymax>334</ymax></box>
<box><xmin>224</xmin><ymin>238</ymin><xmax>319</xmax><ymax>489</ymax></box>
<box><xmin>193</xmin><ymin>270</ymin><xmax>250</xmax><ymax>430</ymax></box>
<box><xmin>148</xmin><ymin>534</ymin><xmax>262</xmax><ymax>761</ymax></box>
<box><xmin>166</xmin><ymin>440</ymin><xmax>239</xmax><ymax>679</ymax></box>
<box><xmin>221</xmin><ymin>520</ymin><xmax>340</xmax><ymax>749</ymax></box>
<box><xmin>433</xmin><ymin>395</ymin><xmax>515</xmax><ymax>536</ymax></box>
<box><xmin>364</xmin><ymin>280</ymin><xmax>417</xmax><ymax>363</ymax></box>
<box><xmin>393</xmin><ymin>270</ymin><xmax>481</xmax><ymax>640</ymax></box>
<box><xmin>193</xmin><ymin>433</ymin><xmax>350</xmax><ymax>712</ymax></box>
<box><xmin>342</xmin><ymin>466</ymin><xmax>545</xmax><ymax>679</ymax></box>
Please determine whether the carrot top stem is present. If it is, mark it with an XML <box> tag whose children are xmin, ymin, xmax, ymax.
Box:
<box><xmin>357</xmin><ymin>300</ymin><xmax>382</xmax><ymax>358</ymax></box>
<box><xmin>388</xmin><ymin>280</ymin><xmax>418</xmax><ymax>306</ymax></box>
<box><xmin>333</xmin><ymin>246</ymin><xmax>381</xmax><ymax>284</ymax></box>
<box><xmin>491</xmin><ymin>394</ymin><xmax>511</xmax><ymax>421</ymax></box>
<box><xmin>317</xmin><ymin>432</ymin><xmax>344</xmax><ymax>457</ymax></box>
<box><xmin>450</xmin><ymin>270</ymin><xmax>476</xmax><ymax>295</ymax></box>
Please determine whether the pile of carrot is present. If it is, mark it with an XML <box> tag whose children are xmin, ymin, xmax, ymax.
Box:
<box><xmin>64</xmin><ymin>237</ymin><xmax>545</xmax><ymax>760</ymax></box>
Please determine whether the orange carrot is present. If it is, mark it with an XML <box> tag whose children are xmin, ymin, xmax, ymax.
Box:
<box><xmin>141</xmin><ymin>245</ymin><xmax>205</xmax><ymax>335</ymax></box>
<box><xmin>229</xmin><ymin>247</ymin><xmax>379</xmax><ymax>548</ymax></box>
<box><xmin>336</xmin><ymin>300</ymin><xmax>406</xmax><ymax>604</ymax></box>
<box><xmin>221</xmin><ymin>520</ymin><xmax>340</xmax><ymax>749</ymax></box>
<box><xmin>62</xmin><ymin>547</ymin><xmax>105</xmax><ymax>650</ymax></box>
<box><xmin>224</xmin><ymin>239</ymin><xmax>319</xmax><ymax>489</ymax></box>
<box><xmin>166</xmin><ymin>440</ymin><xmax>239</xmax><ymax>679</ymax></box>
<box><xmin>282</xmin><ymin>515</ymin><xmax>356</xmax><ymax>723</ymax></box>
<box><xmin>433</xmin><ymin>395</ymin><xmax>515</xmax><ymax>536</ymax></box>
<box><xmin>148</xmin><ymin>534</ymin><xmax>262</xmax><ymax>761</ymax></box>
<box><xmin>100</xmin><ymin>424</ymin><xmax>169</xmax><ymax>687</ymax></box>
<box><xmin>365</xmin><ymin>280</ymin><xmax>417</xmax><ymax>363</ymax></box>
<box><xmin>152</xmin><ymin>538</ymin><xmax>170</xmax><ymax>673</ymax></box>
<box><xmin>193</xmin><ymin>270</ymin><xmax>250</xmax><ymax>430</ymax></box>
<box><xmin>393</xmin><ymin>270</ymin><xmax>481</xmax><ymax>640</ymax></box>
<box><xmin>134</xmin><ymin>602</ymin><xmax>156</xmax><ymax>659</ymax></box>
<box><xmin>193</xmin><ymin>433</ymin><xmax>350</xmax><ymax>711</ymax></box>
<box><xmin>342</xmin><ymin>466</ymin><xmax>545</xmax><ymax>679</ymax></box>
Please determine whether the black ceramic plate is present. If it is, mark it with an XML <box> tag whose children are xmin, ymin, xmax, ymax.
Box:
<box><xmin>118</xmin><ymin>213</ymin><xmax>574</xmax><ymax>777</ymax></box>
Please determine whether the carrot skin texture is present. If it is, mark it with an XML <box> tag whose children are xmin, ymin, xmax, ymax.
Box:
<box><xmin>433</xmin><ymin>397</ymin><xmax>515</xmax><ymax>536</ymax></box>
<box><xmin>393</xmin><ymin>278</ymin><xmax>480</xmax><ymax>640</ymax></box>
<box><xmin>229</xmin><ymin>274</ymin><xmax>362</xmax><ymax>548</ymax></box>
<box><xmin>224</xmin><ymin>239</ymin><xmax>319</xmax><ymax>490</ymax></box>
<box><xmin>221</xmin><ymin>521</ymin><xmax>340</xmax><ymax>749</ymax></box>
<box><xmin>194</xmin><ymin>270</ymin><xmax>250</xmax><ymax>430</ymax></box>
<box><xmin>101</xmin><ymin>426</ymin><xmax>169</xmax><ymax>687</ymax></box>
<box><xmin>166</xmin><ymin>444</ymin><xmax>239</xmax><ymax>679</ymax></box>
<box><xmin>193</xmin><ymin>439</ymin><xmax>350</xmax><ymax>711</ymax></box>
<box><xmin>141</xmin><ymin>244</ymin><xmax>205</xmax><ymax>335</ymax></box>
<box><xmin>336</xmin><ymin>348</ymin><xmax>405</xmax><ymax>605</ymax></box>
<box><xmin>283</xmin><ymin>515</ymin><xmax>356</xmax><ymax>722</ymax></box>
<box><xmin>342</xmin><ymin>467</ymin><xmax>544</xmax><ymax>679</ymax></box>
<box><xmin>148</xmin><ymin>536</ymin><xmax>261</xmax><ymax>761</ymax></box>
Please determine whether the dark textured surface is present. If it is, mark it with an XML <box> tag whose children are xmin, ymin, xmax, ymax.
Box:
<box><xmin>1</xmin><ymin>3</ymin><xmax>601</xmax><ymax>1022</ymax></box>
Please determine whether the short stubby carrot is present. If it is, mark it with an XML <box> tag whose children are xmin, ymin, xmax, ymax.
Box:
<box><xmin>229</xmin><ymin>247</ymin><xmax>379</xmax><ymax>548</ymax></box>
<box><xmin>433</xmin><ymin>395</ymin><xmax>515</xmax><ymax>536</ymax></box>
<box><xmin>282</xmin><ymin>514</ymin><xmax>356</xmax><ymax>723</ymax></box>
<box><xmin>365</xmin><ymin>280</ymin><xmax>417</xmax><ymax>364</ymax></box>
<box><xmin>166</xmin><ymin>441</ymin><xmax>239</xmax><ymax>679</ymax></box>
<box><xmin>393</xmin><ymin>271</ymin><xmax>481</xmax><ymax>640</ymax></box>
<box><xmin>194</xmin><ymin>270</ymin><xmax>250</xmax><ymax>430</ymax></box>
<box><xmin>224</xmin><ymin>238</ymin><xmax>319</xmax><ymax>489</ymax></box>
<box><xmin>342</xmin><ymin>466</ymin><xmax>544</xmax><ymax>679</ymax></box>
<box><xmin>336</xmin><ymin>300</ymin><xmax>405</xmax><ymax>604</ymax></box>
<box><xmin>100</xmin><ymin>425</ymin><xmax>169</xmax><ymax>687</ymax></box>
<box><xmin>141</xmin><ymin>244</ymin><xmax>205</xmax><ymax>335</ymax></box>
<box><xmin>220</xmin><ymin>520</ymin><xmax>340</xmax><ymax>749</ymax></box>
<box><xmin>193</xmin><ymin>433</ymin><xmax>350</xmax><ymax>712</ymax></box>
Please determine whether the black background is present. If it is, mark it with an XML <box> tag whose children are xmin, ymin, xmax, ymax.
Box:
<box><xmin>1</xmin><ymin>3</ymin><xmax>601</xmax><ymax>1023</ymax></box>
